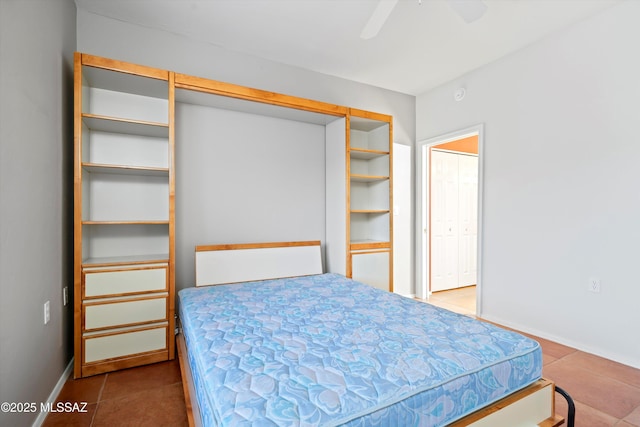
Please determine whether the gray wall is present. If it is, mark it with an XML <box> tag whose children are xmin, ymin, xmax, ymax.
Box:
<box><xmin>416</xmin><ymin>0</ymin><xmax>640</xmax><ymax>368</ymax></box>
<box><xmin>76</xmin><ymin>10</ymin><xmax>417</xmax><ymax>292</ymax></box>
<box><xmin>175</xmin><ymin>103</ymin><xmax>327</xmax><ymax>289</ymax></box>
<box><xmin>0</xmin><ymin>0</ymin><xmax>76</xmax><ymax>425</ymax></box>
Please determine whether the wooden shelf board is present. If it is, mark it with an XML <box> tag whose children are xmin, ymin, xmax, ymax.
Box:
<box><xmin>349</xmin><ymin>148</ymin><xmax>389</xmax><ymax>160</ymax></box>
<box><xmin>350</xmin><ymin>209</ymin><xmax>389</xmax><ymax>214</ymax></box>
<box><xmin>175</xmin><ymin>73</ymin><xmax>348</xmax><ymax>118</ymax></box>
<box><xmin>82</xmin><ymin>220</ymin><xmax>169</xmax><ymax>225</ymax></box>
<box><xmin>82</xmin><ymin>114</ymin><xmax>169</xmax><ymax>137</ymax></box>
<box><xmin>349</xmin><ymin>113</ymin><xmax>391</xmax><ymax>132</ymax></box>
<box><xmin>175</xmin><ymin>88</ymin><xmax>343</xmax><ymax>126</ymax></box>
<box><xmin>82</xmin><ymin>254</ymin><xmax>170</xmax><ymax>267</ymax></box>
<box><xmin>350</xmin><ymin>240</ymin><xmax>391</xmax><ymax>250</ymax></box>
<box><xmin>81</xmin><ymin>58</ymin><xmax>169</xmax><ymax>97</ymax></box>
<box><xmin>82</xmin><ymin>163</ymin><xmax>169</xmax><ymax>176</ymax></box>
<box><xmin>350</xmin><ymin>174</ymin><xmax>389</xmax><ymax>183</ymax></box>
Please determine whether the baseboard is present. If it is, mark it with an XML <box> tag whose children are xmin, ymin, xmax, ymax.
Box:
<box><xmin>31</xmin><ymin>357</ymin><xmax>74</xmax><ymax>427</ymax></box>
<box><xmin>479</xmin><ymin>314</ymin><xmax>640</xmax><ymax>370</ymax></box>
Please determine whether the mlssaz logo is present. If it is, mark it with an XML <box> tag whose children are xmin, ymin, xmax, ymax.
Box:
<box><xmin>41</xmin><ymin>401</ymin><xmax>89</xmax><ymax>413</ymax></box>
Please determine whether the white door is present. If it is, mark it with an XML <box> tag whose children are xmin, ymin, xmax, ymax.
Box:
<box><xmin>458</xmin><ymin>154</ymin><xmax>478</xmax><ymax>287</ymax></box>
<box><xmin>430</xmin><ymin>150</ymin><xmax>478</xmax><ymax>292</ymax></box>
<box><xmin>431</xmin><ymin>150</ymin><xmax>459</xmax><ymax>291</ymax></box>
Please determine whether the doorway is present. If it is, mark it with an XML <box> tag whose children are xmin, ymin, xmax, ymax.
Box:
<box><xmin>416</xmin><ymin>125</ymin><xmax>484</xmax><ymax>315</ymax></box>
<box><xmin>430</xmin><ymin>139</ymin><xmax>478</xmax><ymax>292</ymax></box>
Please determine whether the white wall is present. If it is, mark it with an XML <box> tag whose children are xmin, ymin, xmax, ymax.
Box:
<box><xmin>416</xmin><ymin>0</ymin><xmax>640</xmax><ymax>368</ymax></box>
<box><xmin>393</xmin><ymin>143</ymin><xmax>413</xmax><ymax>296</ymax></box>
<box><xmin>0</xmin><ymin>0</ymin><xmax>76</xmax><ymax>425</ymax></box>
<box><xmin>77</xmin><ymin>10</ymin><xmax>417</xmax><ymax>291</ymax></box>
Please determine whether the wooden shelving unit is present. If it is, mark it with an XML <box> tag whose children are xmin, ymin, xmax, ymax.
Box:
<box><xmin>73</xmin><ymin>52</ymin><xmax>393</xmax><ymax>377</ymax></box>
<box><xmin>347</xmin><ymin>109</ymin><xmax>393</xmax><ymax>291</ymax></box>
<box><xmin>73</xmin><ymin>53</ymin><xmax>175</xmax><ymax>378</ymax></box>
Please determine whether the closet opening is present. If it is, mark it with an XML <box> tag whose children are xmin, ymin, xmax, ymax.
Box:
<box><xmin>416</xmin><ymin>125</ymin><xmax>483</xmax><ymax>316</ymax></box>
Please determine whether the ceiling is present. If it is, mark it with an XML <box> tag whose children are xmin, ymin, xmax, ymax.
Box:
<box><xmin>74</xmin><ymin>0</ymin><xmax>622</xmax><ymax>95</ymax></box>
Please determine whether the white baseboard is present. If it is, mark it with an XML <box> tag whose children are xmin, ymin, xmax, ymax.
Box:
<box><xmin>479</xmin><ymin>314</ymin><xmax>640</xmax><ymax>370</ymax></box>
<box><xmin>31</xmin><ymin>358</ymin><xmax>74</xmax><ymax>427</ymax></box>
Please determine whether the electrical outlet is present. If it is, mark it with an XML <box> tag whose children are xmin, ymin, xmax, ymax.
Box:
<box><xmin>588</xmin><ymin>278</ymin><xmax>601</xmax><ymax>293</ymax></box>
<box><xmin>63</xmin><ymin>287</ymin><xmax>68</xmax><ymax>306</ymax></box>
<box><xmin>44</xmin><ymin>301</ymin><xmax>50</xmax><ymax>324</ymax></box>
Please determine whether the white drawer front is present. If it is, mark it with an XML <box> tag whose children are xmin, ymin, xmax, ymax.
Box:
<box><xmin>352</xmin><ymin>251</ymin><xmax>390</xmax><ymax>291</ymax></box>
<box><xmin>467</xmin><ymin>382</ymin><xmax>553</xmax><ymax>426</ymax></box>
<box><xmin>84</xmin><ymin>327</ymin><xmax>167</xmax><ymax>363</ymax></box>
<box><xmin>85</xmin><ymin>297</ymin><xmax>167</xmax><ymax>330</ymax></box>
<box><xmin>84</xmin><ymin>267</ymin><xmax>166</xmax><ymax>297</ymax></box>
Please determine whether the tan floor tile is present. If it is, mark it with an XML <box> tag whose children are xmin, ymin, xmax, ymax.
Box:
<box><xmin>528</xmin><ymin>335</ymin><xmax>577</xmax><ymax>360</ymax></box>
<box><xmin>542</xmin><ymin>353</ymin><xmax>558</xmax><ymax>365</ymax></box>
<box><xmin>562</xmin><ymin>351</ymin><xmax>640</xmax><ymax>389</ymax></box>
<box><xmin>92</xmin><ymin>383</ymin><xmax>187</xmax><ymax>427</ymax></box>
<box><xmin>544</xmin><ymin>359</ymin><xmax>640</xmax><ymax>419</ymax></box>
<box><xmin>101</xmin><ymin>359</ymin><xmax>182</xmax><ymax>401</ymax></box>
<box><xmin>553</xmin><ymin>393</ymin><xmax>632</xmax><ymax>426</ymax></box>
<box><xmin>567</xmin><ymin>400</ymin><xmax>620</xmax><ymax>427</ymax></box>
<box><xmin>54</xmin><ymin>374</ymin><xmax>106</xmax><ymax>405</ymax></box>
<box><xmin>623</xmin><ymin>406</ymin><xmax>640</xmax><ymax>425</ymax></box>
<box><xmin>42</xmin><ymin>402</ymin><xmax>97</xmax><ymax>427</ymax></box>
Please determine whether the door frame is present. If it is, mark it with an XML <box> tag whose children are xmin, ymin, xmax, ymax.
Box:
<box><xmin>415</xmin><ymin>124</ymin><xmax>484</xmax><ymax>314</ymax></box>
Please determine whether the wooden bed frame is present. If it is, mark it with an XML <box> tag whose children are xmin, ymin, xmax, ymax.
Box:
<box><xmin>177</xmin><ymin>241</ymin><xmax>565</xmax><ymax>427</ymax></box>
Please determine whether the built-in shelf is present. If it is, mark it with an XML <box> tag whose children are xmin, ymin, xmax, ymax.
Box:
<box><xmin>82</xmin><ymin>220</ymin><xmax>169</xmax><ymax>225</ymax></box>
<box><xmin>75</xmin><ymin>53</ymin><xmax>175</xmax><ymax>377</ymax></box>
<box><xmin>347</xmin><ymin>109</ymin><xmax>392</xmax><ymax>291</ymax></box>
<box><xmin>350</xmin><ymin>240</ymin><xmax>391</xmax><ymax>250</ymax></box>
<box><xmin>350</xmin><ymin>174</ymin><xmax>389</xmax><ymax>183</ymax></box>
<box><xmin>82</xmin><ymin>114</ymin><xmax>169</xmax><ymax>138</ymax></box>
<box><xmin>350</xmin><ymin>209</ymin><xmax>389</xmax><ymax>214</ymax></box>
<box><xmin>82</xmin><ymin>163</ymin><xmax>169</xmax><ymax>176</ymax></box>
<box><xmin>82</xmin><ymin>253</ymin><xmax>170</xmax><ymax>267</ymax></box>
<box><xmin>82</xmin><ymin>61</ymin><xmax>168</xmax><ymax>99</ymax></box>
<box><xmin>350</xmin><ymin>148</ymin><xmax>389</xmax><ymax>160</ymax></box>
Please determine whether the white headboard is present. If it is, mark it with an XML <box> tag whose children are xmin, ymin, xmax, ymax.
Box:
<box><xmin>195</xmin><ymin>241</ymin><xmax>323</xmax><ymax>286</ymax></box>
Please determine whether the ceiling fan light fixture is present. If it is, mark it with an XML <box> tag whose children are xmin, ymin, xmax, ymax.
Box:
<box><xmin>448</xmin><ymin>0</ymin><xmax>488</xmax><ymax>24</ymax></box>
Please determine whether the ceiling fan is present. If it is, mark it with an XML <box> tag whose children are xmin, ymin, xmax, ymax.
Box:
<box><xmin>360</xmin><ymin>0</ymin><xmax>488</xmax><ymax>40</ymax></box>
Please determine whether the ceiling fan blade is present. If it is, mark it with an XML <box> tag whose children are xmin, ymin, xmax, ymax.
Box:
<box><xmin>448</xmin><ymin>0</ymin><xmax>488</xmax><ymax>24</ymax></box>
<box><xmin>360</xmin><ymin>0</ymin><xmax>399</xmax><ymax>40</ymax></box>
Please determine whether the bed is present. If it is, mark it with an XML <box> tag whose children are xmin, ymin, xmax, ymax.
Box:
<box><xmin>177</xmin><ymin>241</ymin><xmax>565</xmax><ymax>426</ymax></box>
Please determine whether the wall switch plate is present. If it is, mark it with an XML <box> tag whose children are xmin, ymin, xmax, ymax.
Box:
<box><xmin>588</xmin><ymin>278</ymin><xmax>601</xmax><ymax>293</ymax></box>
<box><xmin>44</xmin><ymin>301</ymin><xmax>50</xmax><ymax>324</ymax></box>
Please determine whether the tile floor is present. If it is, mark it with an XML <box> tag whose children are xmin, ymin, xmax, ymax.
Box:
<box><xmin>43</xmin><ymin>289</ymin><xmax>640</xmax><ymax>426</ymax></box>
<box><xmin>42</xmin><ymin>358</ymin><xmax>188</xmax><ymax>427</ymax></box>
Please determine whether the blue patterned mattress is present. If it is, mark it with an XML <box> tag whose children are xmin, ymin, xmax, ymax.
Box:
<box><xmin>178</xmin><ymin>273</ymin><xmax>542</xmax><ymax>426</ymax></box>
